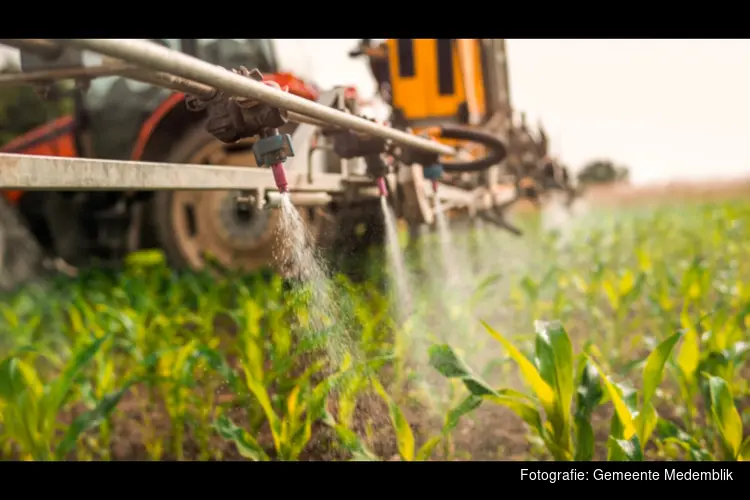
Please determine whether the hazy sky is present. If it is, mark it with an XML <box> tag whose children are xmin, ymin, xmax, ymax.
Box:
<box><xmin>277</xmin><ymin>39</ymin><xmax>750</xmax><ymax>185</ymax></box>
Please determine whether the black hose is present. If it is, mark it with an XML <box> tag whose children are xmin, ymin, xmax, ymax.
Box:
<box><xmin>439</xmin><ymin>125</ymin><xmax>508</xmax><ymax>173</ymax></box>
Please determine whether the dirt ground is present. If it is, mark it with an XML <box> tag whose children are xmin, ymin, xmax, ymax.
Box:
<box><xmin>581</xmin><ymin>178</ymin><xmax>750</xmax><ymax>207</ymax></box>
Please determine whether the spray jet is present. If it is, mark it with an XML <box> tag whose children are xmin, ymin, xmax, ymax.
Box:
<box><xmin>185</xmin><ymin>66</ymin><xmax>294</xmax><ymax>195</ymax></box>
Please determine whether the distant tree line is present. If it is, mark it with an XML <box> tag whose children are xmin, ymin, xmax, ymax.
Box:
<box><xmin>576</xmin><ymin>159</ymin><xmax>630</xmax><ymax>186</ymax></box>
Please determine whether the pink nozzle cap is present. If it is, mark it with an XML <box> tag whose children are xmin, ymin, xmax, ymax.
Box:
<box><xmin>376</xmin><ymin>177</ymin><xmax>388</xmax><ymax>197</ymax></box>
<box><xmin>432</xmin><ymin>180</ymin><xmax>439</xmax><ymax>193</ymax></box>
<box><xmin>271</xmin><ymin>163</ymin><xmax>288</xmax><ymax>193</ymax></box>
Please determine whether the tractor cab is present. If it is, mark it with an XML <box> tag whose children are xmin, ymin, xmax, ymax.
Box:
<box><xmin>351</xmin><ymin>39</ymin><xmax>512</xmax><ymax>173</ymax></box>
<box><xmin>352</xmin><ymin>40</ymin><xmax>510</xmax><ymax>126</ymax></box>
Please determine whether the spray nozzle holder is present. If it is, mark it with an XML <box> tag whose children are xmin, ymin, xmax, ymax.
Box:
<box><xmin>253</xmin><ymin>131</ymin><xmax>294</xmax><ymax>193</ymax></box>
<box><xmin>330</xmin><ymin>128</ymin><xmax>386</xmax><ymax>159</ymax></box>
<box><xmin>423</xmin><ymin>164</ymin><xmax>444</xmax><ymax>181</ymax></box>
<box><xmin>253</xmin><ymin>133</ymin><xmax>295</xmax><ymax>168</ymax></box>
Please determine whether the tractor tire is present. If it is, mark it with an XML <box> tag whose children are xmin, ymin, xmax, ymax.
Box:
<box><xmin>0</xmin><ymin>197</ymin><xmax>44</xmax><ymax>292</ymax></box>
<box><xmin>147</xmin><ymin>123</ymin><xmax>312</xmax><ymax>274</ymax></box>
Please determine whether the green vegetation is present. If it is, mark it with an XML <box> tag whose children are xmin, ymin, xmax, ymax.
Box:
<box><xmin>0</xmin><ymin>84</ymin><xmax>74</xmax><ymax>148</ymax></box>
<box><xmin>577</xmin><ymin>159</ymin><xmax>630</xmax><ymax>186</ymax></box>
<box><xmin>1</xmin><ymin>199</ymin><xmax>749</xmax><ymax>461</ymax></box>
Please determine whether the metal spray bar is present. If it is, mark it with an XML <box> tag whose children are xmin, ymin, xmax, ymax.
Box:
<box><xmin>0</xmin><ymin>39</ymin><xmax>422</xmax><ymax>143</ymax></box>
<box><xmin>55</xmin><ymin>39</ymin><xmax>456</xmax><ymax>157</ymax></box>
<box><xmin>0</xmin><ymin>152</ymin><xmax>351</xmax><ymax>192</ymax></box>
<box><xmin>0</xmin><ymin>39</ymin><xmax>61</xmax><ymax>60</ymax></box>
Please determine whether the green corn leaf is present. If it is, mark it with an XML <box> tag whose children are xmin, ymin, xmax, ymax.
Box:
<box><xmin>55</xmin><ymin>382</ymin><xmax>134</xmax><ymax>459</ymax></box>
<box><xmin>41</xmin><ymin>334</ymin><xmax>109</xmax><ymax>438</ymax></box>
<box><xmin>443</xmin><ymin>395</ymin><xmax>483</xmax><ymax>435</ymax></box>
<box><xmin>323</xmin><ymin>411</ymin><xmax>380</xmax><ymax>461</ymax></box>
<box><xmin>574</xmin><ymin>416</ymin><xmax>595</xmax><ymax>461</ymax></box>
<box><xmin>416</xmin><ymin>435</ymin><xmax>442</xmax><ymax>461</ymax></box>
<box><xmin>214</xmin><ymin>414</ymin><xmax>270</xmax><ymax>461</ymax></box>
<box><xmin>634</xmin><ymin>402</ymin><xmax>658</xmax><ymax>450</ymax></box>
<box><xmin>245</xmin><ymin>376</ymin><xmax>282</xmax><ymax>452</ymax></box>
<box><xmin>372</xmin><ymin>376</ymin><xmax>415</xmax><ymax>461</ymax></box>
<box><xmin>608</xmin><ymin>435</ymin><xmax>644</xmax><ymax>461</ymax></box>
<box><xmin>642</xmin><ymin>332</ymin><xmax>682</xmax><ymax>408</ymax></box>
<box><xmin>740</xmin><ymin>437</ymin><xmax>750</xmax><ymax>461</ymax></box>
<box><xmin>0</xmin><ymin>357</ymin><xmax>42</xmax><ymax>402</ymax></box>
<box><xmin>586</xmin><ymin>356</ymin><xmax>636</xmax><ymax>440</ymax></box>
<box><xmin>676</xmin><ymin>310</ymin><xmax>700</xmax><ymax>384</ymax></box>
<box><xmin>574</xmin><ymin>357</ymin><xmax>603</xmax><ymax>460</ymax></box>
<box><xmin>428</xmin><ymin>344</ymin><xmax>495</xmax><ymax>396</ymax></box>
<box><xmin>481</xmin><ymin>321</ymin><xmax>555</xmax><ymax>407</ymax></box>
<box><xmin>574</xmin><ymin>357</ymin><xmax>604</xmax><ymax>419</ymax></box>
<box><xmin>534</xmin><ymin>320</ymin><xmax>574</xmax><ymax>448</ymax></box>
<box><xmin>706</xmin><ymin>375</ymin><xmax>743</xmax><ymax>460</ymax></box>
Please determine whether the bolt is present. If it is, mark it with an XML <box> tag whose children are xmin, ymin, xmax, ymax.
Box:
<box><xmin>235</xmin><ymin>191</ymin><xmax>256</xmax><ymax>221</ymax></box>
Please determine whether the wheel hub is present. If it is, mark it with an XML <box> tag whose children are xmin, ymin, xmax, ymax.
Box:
<box><xmin>170</xmin><ymin>189</ymin><xmax>280</xmax><ymax>270</ymax></box>
<box><xmin>216</xmin><ymin>190</ymin><xmax>272</xmax><ymax>247</ymax></box>
<box><xmin>163</xmin><ymin>130</ymin><xmax>318</xmax><ymax>272</ymax></box>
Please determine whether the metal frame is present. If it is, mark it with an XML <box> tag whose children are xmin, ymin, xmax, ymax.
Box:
<box><xmin>0</xmin><ymin>153</ymin><xmax>350</xmax><ymax>192</ymax></box>
<box><xmin>0</xmin><ymin>38</ymin><xmax>512</xmax><ymax>218</ymax></box>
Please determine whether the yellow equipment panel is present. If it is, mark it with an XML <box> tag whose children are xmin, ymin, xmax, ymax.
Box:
<box><xmin>386</xmin><ymin>39</ymin><xmax>488</xmax><ymax>127</ymax></box>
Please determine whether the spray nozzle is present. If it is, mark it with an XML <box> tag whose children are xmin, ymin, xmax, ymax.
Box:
<box><xmin>270</xmin><ymin>163</ymin><xmax>289</xmax><ymax>193</ymax></box>
<box><xmin>376</xmin><ymin>177</ymin><xmax>388</xmax><ymax>197</ymax></box>
<box><xmin>253</xmin><ymin>129</ymin><xmax>295</xmax><ymax>193</ymax></box>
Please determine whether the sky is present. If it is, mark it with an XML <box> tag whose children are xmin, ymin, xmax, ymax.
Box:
<box><xmin>277</xmin><ymin>39</ymin><xmax>750</xmax><ymax>185</ymax></box>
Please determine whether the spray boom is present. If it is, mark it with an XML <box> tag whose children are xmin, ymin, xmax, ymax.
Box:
<box><xmin>185</xmin><ymin>67</ymin><xmax>295</xmax><ymax>194</ymax></box>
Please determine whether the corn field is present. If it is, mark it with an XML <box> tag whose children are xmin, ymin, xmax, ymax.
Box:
<box><xmin>0</xmin><ymin>198</ymin><xmax>749</xmax><ymax>461</ymax></box>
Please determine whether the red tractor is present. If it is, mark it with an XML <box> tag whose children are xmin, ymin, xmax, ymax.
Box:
<box><xmin>0</xmin><ymin>39</ymin><xmax>326</xmax><ymax>280</ymax></box>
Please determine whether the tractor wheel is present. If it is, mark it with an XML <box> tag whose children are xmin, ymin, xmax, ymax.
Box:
<box><xmin>0</xmin><ymin>197</ymin><xmax>44</xmax><ymax>292</ymax></box>
<box><xmin>148</xmin><ymin>123</ymin><xmax>315</xmax><ymax>274</ymax></box>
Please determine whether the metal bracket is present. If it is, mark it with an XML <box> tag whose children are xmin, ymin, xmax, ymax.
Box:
<box><xmin>0</xmin><ymin>152</ymin><xmax>345</xmax><ymax>192</ymax></box>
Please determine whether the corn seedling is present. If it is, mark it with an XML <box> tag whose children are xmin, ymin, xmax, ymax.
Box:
<box><xmin>0</xmin><ymin>334</ymin><xmax>136</xmax><ymax>460</ymax></box>
<box><xmin>429</xmin><ymin>320</ymin><xmax>610</xmax><ymax>461</ymax></box>
<box><xmin>587</xmin><ymin>331</ymin><xmax>682</xmax><ymax>461</ymax></box>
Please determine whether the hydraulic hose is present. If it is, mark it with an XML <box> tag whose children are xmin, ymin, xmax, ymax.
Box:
<box><xmin>438</xmin><ymin>125</ymin><xmax>507</xmax><ymax>173</ymax></box>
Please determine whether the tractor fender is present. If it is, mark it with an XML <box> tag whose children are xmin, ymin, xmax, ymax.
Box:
<box><xmin>130</xmin><ymin>93</ymin><xmax>199</xmax><ymax>162</ymax></box>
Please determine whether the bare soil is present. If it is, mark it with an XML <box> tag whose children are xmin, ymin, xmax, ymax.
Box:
<box><xmin>581</xmin><ymin>178</ymin><xmax>750</xmax><ymax>207</ymax></box>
